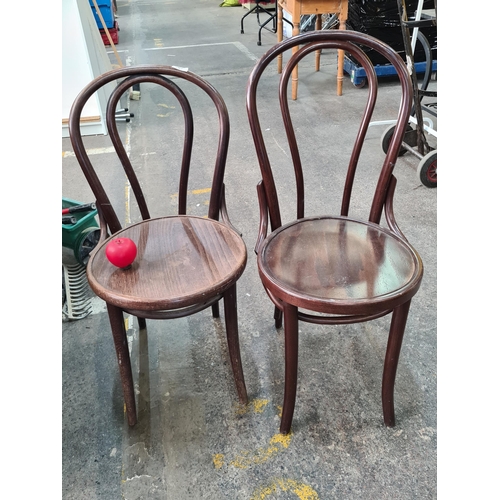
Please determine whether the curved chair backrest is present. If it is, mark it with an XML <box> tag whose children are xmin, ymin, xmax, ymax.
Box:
<box><xmin>68</xmin><ymin>65</ymin><xmax>230</xmax><ymax>235</ymax></box>
<box><xmin>246</xmin><ymin>30</ymin><xmax>413</xmax><ymax>232</ymax></box>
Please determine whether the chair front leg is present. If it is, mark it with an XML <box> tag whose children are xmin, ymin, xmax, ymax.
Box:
<box><xmin>107</xmin><ymin>303</ymin><xmax>137</xmax><ymax>426</ymax></box>
<box><xmin>382</xmin><ymin>300</ymin><xmax>412</xmax><ymax>427</ymax></box>
<box><xmin>212</xmin><ymin>302</ymin><xmax>220</xmax><ymax>318</ymax></box>
<box><xmin>280</xmin><ymin>303</ymin><xmax>299</xmax><ymax>435</ymax></box>
<box><xmin>223</xmin><ymin>284</ymin><xmax>248</xmax><ymax>405</ymax></box>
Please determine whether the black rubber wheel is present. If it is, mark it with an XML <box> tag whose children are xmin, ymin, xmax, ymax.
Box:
<box><xmin>77</xmin><ymin>228</ymin><xmax>101</xmax><ymax>266</ymax></box>
<box><xmin>353</xmin><ymin>78</ymin><xmax>366</xmax><ymax>88</ymax></box>
<box><xmin>417</xmin><ymin>150</ymin><xmax>437</xmax><ymax>188</ymax></box>
<box><xmin>381</xmin><ymin>124</ymin><xmax>414</xmax><ymax>157</ymax></box>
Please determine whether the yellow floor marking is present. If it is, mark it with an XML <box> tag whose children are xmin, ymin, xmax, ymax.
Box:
<box><xmin>62</xmin><ymin>147</ymin><xmax>116</xmax><ymax>158</ymax></box>
<box><xmin>192</xmin><ymin>188</ymin><xmax>211</xmax><ymax>195</ymax></box>
<box><xmin>212</xmin><ymin>454</ymin><xmax>224</xmax><ymax>470</ymax></box>
<box><xmin>253</xmin><ymin>399</ymin><xmax>269</xmax><ymax>413</ymax></box>
<box><xmin>250</xmin><ymin>478</ymin><xmax>319</xmax><ymax>500</ymax></box>
<box><xmin>157</xmin><ymin>103</ymin><xmax>175</xmax><ymax>117</ymax></box>
<box><xmin>229</xmin><ymin>433</ymin><xmax>292</xmax><ymax>469</ymax></box>
<box><xmin>236</xmin><ymin>398</ymin><xmax>269</xmax><ymax>415</ymax></box>
<box><xmin>212</xmin><ymin>432</ymin><xmax>291</xmax><ymax>471</ymax></box>
<box><xmin>124</xmin><ymin>182</ymin><xmax>131</xmax><ymax>225</ymax></box>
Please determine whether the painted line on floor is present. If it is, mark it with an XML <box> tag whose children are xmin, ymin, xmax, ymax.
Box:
<box><xmin>235</xmin><ymin>398</ymin><xmax>270</xmax><ymax>415</ymax></box>
<box><xmin>213</xmin><ymin>432</ymin><xmax>292</xmax><ymax>470</ymax></box>
<box><xmin>143</xmin><ymin>41</ymin><xmax>259</xmax><ymax>62</ymax></box>
<box><xmin>62</xmin><ymin>147</ymin><xmax>116</xmax><ymax>158</ymax></box>
<box><xmin>250</xmin><ymin>479</ymin><xmax>320</xmax><ymax>500</ymax></box>
<box><xmin>123</xmin><ymin>61</ymin><xmax>133</xmax><ymax>225</ymax></box>
<box><xmin>106</xmin><ymin>49</ymin><xmax>129</xmax><ymax>54</ymax></box>
<box><xmin>169</xmin><ymin>187</ymin><xmax>211</xmax><ymax>199</ymax></box>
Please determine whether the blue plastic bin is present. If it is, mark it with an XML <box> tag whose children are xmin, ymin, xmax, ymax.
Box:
<box><xmin>89</xmin><ymin>0</ymin><xmax>114</xmax><ymax>30</ymax></box>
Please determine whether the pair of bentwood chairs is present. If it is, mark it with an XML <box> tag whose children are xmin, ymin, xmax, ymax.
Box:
<box><xmin>68</xmin><ymin>30</ymin><xmax>423</xmax><ymax>435</ymax></box>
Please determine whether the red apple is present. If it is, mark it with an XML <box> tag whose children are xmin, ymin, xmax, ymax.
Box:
<box><xmin>105</xmin><ymin>237</ymin><xmax>137</xmax><ymax>269</ymax></box>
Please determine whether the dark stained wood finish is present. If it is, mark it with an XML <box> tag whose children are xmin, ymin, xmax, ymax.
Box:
<box><xmin>246</xmin><ymin>31</ymin><xmax>424</xmax><ymax>434</ymax></box>
<box><xmin>68</xmin><ymin>66</ymin><xmax>248</xmax><ymax>426</ymax></box>
<box><xmin>88</xmin><ymin>216</ymin><xmax>246</xmax><ymax>311</ymax></box>
<box><xmin>259</xmin><ymin>217</ymin><xmax>421</xmax><ymax>314</ymax></box>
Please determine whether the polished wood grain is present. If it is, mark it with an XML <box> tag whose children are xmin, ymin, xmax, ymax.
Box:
<box><xmin>68</xmin><ymin>66</ymin><xmax>249</xmax><ymax>427</ymax></box>
<box><xmin>259</xmin><ymin>217</ymin><xmax>421</xmax><ymax>313</ymax></box>
<box><xmin>247</xmin><ymin>31</ymin><xmax>423</xmax><ymax>434</ymax></box>
<box><xmin>89</xmin><ymin>216</ymin><xmax>247</xmax><ymax>311</ymax></box>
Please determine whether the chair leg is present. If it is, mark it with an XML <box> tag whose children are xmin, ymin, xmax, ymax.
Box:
<box><xmin>223</xmin><ymin>284</ymin><xmax>248</xmax><ymax>405</ymax></box>
<box><xmin>382</xmin><ymin>300</ymin><xmax>412</xmax><ymax>427</ymax></box>
<box><xmin>107</xmin><ymin>303</ymin><xmax>137</xmax><ymax>426</ymax></box>
<box><xmin>280</xmin><ymin>303</ymin><xmax>299</xmax><ymax>434</ymax></box>
<box><xmin>138</xmin><ymin>317</ymin><xmax>147</xmax><ymax>330</ymax></box>
<box><xmin>274</xmin><ymin>306</ymin><xmax>283</xmax><ymax>329</ymax></box>
<box><xmin>212</xmin><ymin>302</ymin><xmax>220</xmax><ymax>318</ymax></box>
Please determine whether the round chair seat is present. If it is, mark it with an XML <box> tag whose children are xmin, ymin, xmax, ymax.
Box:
<box><xmin>88</xmin><ymin>216</ymin><xmax>247</xmax><ymax>311</ymax></box>
<box><xmin>258</xmin><ymin>216</ymin><xmax>423</xmax><ymax>315</ymax></box>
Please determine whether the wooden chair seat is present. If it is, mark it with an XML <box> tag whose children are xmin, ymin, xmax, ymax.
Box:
<box><xmin>88</xmin><ymin>216</ymin><xmax>247</xmax><ymax>313</ymax></box>
<box><xmin>258</xmin><ymin>217</ymin><xmax>421</xmax><ymax>315</ymax></box>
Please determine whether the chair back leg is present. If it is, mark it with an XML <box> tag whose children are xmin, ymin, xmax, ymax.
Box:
<box><xmin>382</xmin><ymin>300</ymin><xmax>412</xmax><ymax>427</ymax></box>
<box><xmin>280</xmin><ymin>303</ymin><xmax>299</xmax><ymax>434</ymax></box>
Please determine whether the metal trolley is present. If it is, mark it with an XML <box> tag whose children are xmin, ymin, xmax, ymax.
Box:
<box><xmin>380</xmin><ymin>0</ymin><xmax>437</xmax><ymax>187</ymax></box>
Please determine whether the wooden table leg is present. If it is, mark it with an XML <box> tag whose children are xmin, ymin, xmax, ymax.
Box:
<box><xmin>277</xmin><ymin>5</ymin><xmax>283</xmax><ymax>74</ymax></box>
<box><xmin>315</xmin><ymin>14</ymin><xmax>322</xmax><ymax>71</ymax></box>
<box><xmin>277</xmin><ymin>0</ymin><xmax>349</xmax><ymax>99</ymax></box>
<box><xmin>291</xmin><ymin>15</ymin><xmax>300</xmax><ymax>100</ymax></box>
<box><xmin>337</xmin><ymin>7</ymin><xmax>347</xmax><ymax>96</ymax></box>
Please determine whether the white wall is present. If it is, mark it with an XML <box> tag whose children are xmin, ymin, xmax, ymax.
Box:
<box><xmin>62</xmin><ymin>0</ymin><xmax>114</xmax><ymax>137</ymax></box>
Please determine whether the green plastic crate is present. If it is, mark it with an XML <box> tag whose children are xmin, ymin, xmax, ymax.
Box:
<box><xmin>62</xmin><ymin>198</ymin><xmax>99</xmax><ymax>264</ymax></box>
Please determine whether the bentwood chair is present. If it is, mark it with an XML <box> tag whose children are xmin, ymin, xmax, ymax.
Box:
<box><xmin>68</xmin><ymin>66</ymin><xmax>248</xmax><ymax>426</ymax></box>
<box><xmin>246</xmin><ymin>31</ymin><xmax>423</xmax><ymax>434</ymax></box>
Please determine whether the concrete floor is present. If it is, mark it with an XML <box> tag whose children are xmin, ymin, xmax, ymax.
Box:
<box><xmin>62</xmin><ymin>1</ymin><xmax>437</xmax><ymax>498</ymax></box>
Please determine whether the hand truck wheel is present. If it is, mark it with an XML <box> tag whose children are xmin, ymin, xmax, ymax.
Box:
<box><xmin>417</xmin><ymin>150</ymin><xmax>437</xmax><ymax>188</ymax></box>
<box><xmin>381</xmin><ymin>124</ymin><xmax>415</xmax><ymax>157</ymax></box>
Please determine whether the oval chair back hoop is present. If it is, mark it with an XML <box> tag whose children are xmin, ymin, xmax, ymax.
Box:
<box><xmin>246</xmin><ymin>31</ymin><xmax>424</xmax><ymax>434</ymax></box>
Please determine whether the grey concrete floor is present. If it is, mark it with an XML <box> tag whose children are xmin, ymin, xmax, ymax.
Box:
<box><xmin>62</xmin><ymin>1</ymin><xmax>437</xmax><ymax>498</ymax></box>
